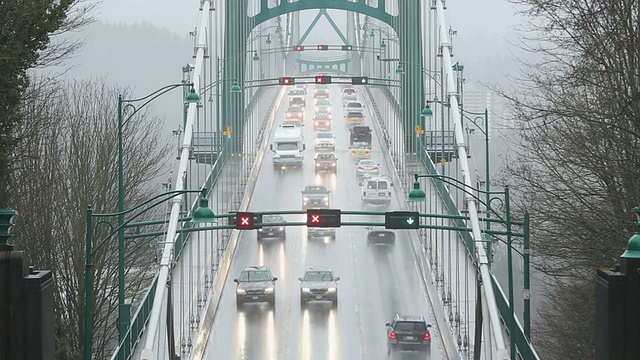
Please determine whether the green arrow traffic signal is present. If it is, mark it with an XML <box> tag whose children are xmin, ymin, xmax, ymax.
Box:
<box><xmin>384</xmin><ymin>211</ymin><xmax>419</xmax><ymax>229</ymax></box>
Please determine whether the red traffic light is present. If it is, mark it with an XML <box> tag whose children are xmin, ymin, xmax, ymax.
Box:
<box><xmin>317</xmin><ymin>45</ymin><xmax>328</xmax><ymax>51</ymax></box>
<box><xmin>315</xmin><ymin>75</ymin><xmax>332</xmax><ymax>84</ymax></box>
<box><xmin>306</xmin><ymin>209</ymin><xmax>341</xmax><ymax>227</ymax></box>
<box><xmin>235</xmin><ymin>212</ymin><xmax>261</xmax><ymax>229</ymax></box>
<box><xmin>295</xmin><ymin>45</ymin><xmax>304</xmax><ymax>51</ymax></box>
<box><xmin>279</xmin><ymin>77</ymin><xmax>295</xmax><ymax>85</ymax></box>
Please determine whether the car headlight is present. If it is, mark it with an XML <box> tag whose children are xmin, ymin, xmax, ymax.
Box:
<box><xmin>328</xmin><ymin>287</ymin><xmax>337</xmax><ymax>292</ymax></box>
<box><xmin>236</xmin><ymin>288</ymin><xmax>246</xmax><ymax>294</ymax></box>
<box><xmin>316</xmin><ymin>163</ymin><xmax>321</xmax><ymax>167</ymax></box>
<box><xmin>331</xmin><ymin>163</ymin><xmax>335</xmax><ymax>167</ymax></box>
<box><xmin>265</xmin><ymin>287</ymin><xmax>274</xmax><ymax>293</ymax></box>
<box><xmin>302</xmin><ymin>287</ymin><xmax>310</xmax><ymax>292</ymax></box>
<box><xmin>323</xmin><ymin>196</ymin><xmax>329</xmax><ymax>201</ymax></box>
<box><xmin>278</xmin><ymin>227</ymin><xmax>284</xmax><ymax>231</ymax></box>
<box><xmin>303</xmin><ymin>197</ymin><xmax>309</xmax><ymax>202</ymax></box>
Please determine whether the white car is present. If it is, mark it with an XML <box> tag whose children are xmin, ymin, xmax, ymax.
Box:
<box><xmin>360</xmin><ymin>175</ymin><xmax>393</xmax><ymax>206</ymax></box>
<box><xmin>314</xmin><ymin>131</ymin><xmax>335</xmax><ymax>150</ymax></box>
<box><xmin>345</xmin><ymin>101</ymin><xmax>364</xmax><ymax>113</ymax></box>
<box><xmin>356</xmin><ymin>159</ymin><xmax>379</xmax><ymax>177</ymax></box>
<box><xmin>341</xmin><ymin>88</ymin><xmax>358</xmax><ymax>104</ymax></box>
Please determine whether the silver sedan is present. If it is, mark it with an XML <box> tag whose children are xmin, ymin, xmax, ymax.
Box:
<box><xmin>356</xmin><ymin>159</ymin><xmax>380</xmax><ymax>177</ymax></box>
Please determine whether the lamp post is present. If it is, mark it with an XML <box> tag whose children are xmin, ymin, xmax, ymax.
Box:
<box><xmin>116</xmin><ymin>83</ymin><xmax>199</xmax><ymax>342</ymax></box>
<box><xmin>407</xmin><ymin>173</ymin><xmax>528</xmax><ymax>359</ymax></box>
<box><xmin>84</xmin><ymin>189</ymin><xmax>215</xmax><ymax>359</ymax></box>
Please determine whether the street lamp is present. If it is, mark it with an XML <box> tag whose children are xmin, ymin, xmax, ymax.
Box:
<box><xmin>116</xmin><ymin>83</ymin><xmax>199</xmax><ymax>342</ymax></box>
<box><xmin>380</xmin><ymin>40</ymin><xmax>386</xmax><ymax>50</ymax></box>
<box><xmin>408</xmin><ymin>173</ymin><xmax>528</xmax><ymax>359</ymax></box>
<box><xmin>252</xmin><ymin>52</ymin><xmax>260</xmax><ymax>61</ymax></box>
<box><xmin>84</xmin><ymin>188</ymin><xmax>215</xmax><ymax>359</ymax></box>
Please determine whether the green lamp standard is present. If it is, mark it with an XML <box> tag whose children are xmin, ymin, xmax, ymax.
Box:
<box><xmin>84</xmin><ymin>189</ymin><xmax>215</xmax><ymax>359</ymax></box>
<box><xmin>116</xmin><ymin>83</ymin><xmax>199</xmax><ymax>342</ymax></box>
<box><xmin>408</xmin><ymin>173</ymin><xmax>527</xmax><ymax>359</ymax></box>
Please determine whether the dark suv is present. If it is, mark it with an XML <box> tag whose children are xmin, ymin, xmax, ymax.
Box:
<box><xmin>350</xmin><ymin>125</ymin><xmax>372</xmax><ymax>145</ymax></box>
<box><xmin>256</xmin><ymin>215</ymin><xmax>286</xmax><ymax>241</ymax></box>
<box><xmin>299</xmin><ymin>266</ymin><xmax>340</xmax><ymax>306</ymax></box>
<box><xmin>234</xmin><ymin>266</ymin><xmax>278</xmax><ymax>307</ymax></box>
<box><xmin>386</xmin><ymin>314</ymin><xmax>431</xmax><ymax>352</ymax></box>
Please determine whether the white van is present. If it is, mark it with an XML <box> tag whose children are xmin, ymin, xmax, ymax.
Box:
<box><xmin>360</xmin><ymin>175</ymin><xmax>393</xmax><ymax>205</ymax></box>
<box><xmin>270</xmin><ymin>125</ymin><xmax>305</xmax><ymax>168</ymax></box>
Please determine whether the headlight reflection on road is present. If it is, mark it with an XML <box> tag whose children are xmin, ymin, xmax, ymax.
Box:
<box><xmin>301</xmin><ymin>308</ymin><xmax>311</xmax><ymax>360</ymax></box>
<box><xmin>328</xmin><ymin>309</ymin><xmax>338</xmax><ymax>360</ymax></box>
<box><xmin>278</xmin><ymin>242</ymin><xmax>286</xmax><ymax>280</ymax></box>
<box><xmin>258</xmin><ymin>243</ymin><xmax>265</xmax><ymax>267</ymax></box>
<box><xmin>266</xmin><ymin>309</ymin><xmax>277</xmax><ymax>360</ymax></box>
<box><xmin>237</xmin><ymin>311</ymin><xmax>247</xmax><ymax>359</ymax></box>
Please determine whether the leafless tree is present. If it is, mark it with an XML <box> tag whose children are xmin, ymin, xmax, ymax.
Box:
<box><xmin>496</xmin><ymin>0</ymin><xmax>640</xmax><ymax>357</ymax></box>
<box><xmin>10</xmin><ymin>77</ymin><xmax>171</xmax><ymax>359</ymax></box>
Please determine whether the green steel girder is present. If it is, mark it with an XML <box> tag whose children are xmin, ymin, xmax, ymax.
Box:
<box><xmin>297</xmin><ymin>58</ymin><xmax>350</xmax><ymax>75</ymax></box>
<box><xmin>297</xmin><ymin>9</ymin><xmax>349</xmax><ymax>46</ymax></box>
<box><xmin>222</xmin><ymin>0</ymin><xmax>251</xmax><ymax>156</ymax></box>
<box><xmin>396</xmin><ymin>1</ymin><xmax>425</xmax><ymax>156</ymax></box>
<box><xmin>253</xmin><ymin>0</ymin><xmax>393</xmax><ymax>27</ymax></box>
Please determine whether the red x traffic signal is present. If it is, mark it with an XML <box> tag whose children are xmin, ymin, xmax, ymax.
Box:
<box><xmin>315</xmin><ymin>75</ymin><xmax>331</xmax><ymax>84</ymax></box>
<box><xmin>235</xmin><ymin>212</ymin><xmax>262</xmax><ymax>229</ymax></box>
<box><xmin>306</xmin><ymin>209</ymin><xmax>341</xmax><ymax>227</ymax></box>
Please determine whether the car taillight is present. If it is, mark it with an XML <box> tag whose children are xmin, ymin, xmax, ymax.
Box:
<box><xmin>351</xmin><ymin>130</ymin><xmax>355</xmax><ymax>135</ymax></box>
<box><xmin>423</xmin><ymin>332</ymin><xmax>431</xmax><ymax>341</ymax></box>
<box><xmin>389</xmin><ymin>331</ymin><xmax>397</xmax><ymax>340</ymax></box>
<box><xmin>360</xmin><ymin>116</ymin><xmax>364</xmax><ymax>120</ymax></box>
<box><xmin>373</xmin><ymin>166</ymin><xmax>378</xmax><ymax>170</ymax></box>
<box><xmin>357</xmin><ymin>166</ymin><xmax>363</xmax><ymax>170</ymax></box>
<box><xmin>368</xmin><ymin>131</ymin><xmax>372</xmax><ymax>135</ymax></box>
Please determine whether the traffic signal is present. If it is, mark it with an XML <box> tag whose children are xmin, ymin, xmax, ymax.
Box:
<box><xmin>351</xmin><ymin>76</ymin><xmax>369</xmax><ymax>85</ymax></box>
<box><xmin>384</xmin><ymin>211</ymin><xmax>420</xmax><ymax>229</ymax></box>
<box><xmin>279</xmin><ymin>77</ymin><xmax>295</xmax><ymax>85</ymax></box>
<box><xmin>341</xmin><ymin>45</ymin><xmax>353</xmax><ymax>51</ymax></box>
<box><xmin>317</xmin><ymin>44</ymin><xmax>328</xmax><ymax>51</ymax></box>
<box><xmin>306</xmin><ymin>209</ymin><xmax>341</xmax><ymax>227</ymax></box>
<box><xmin>234</xmin><ymin>212</ymin><xmax>262</xmax><ymax>230</ymax></box>
<box><xmin>315</xmin><ymin>75</ymin><xmax>332</xmax><ymax>84</ymax></box>
<box><xmin>294</xmin><ymin>45</ymin><xmax>304</xmax><ymax>51</ymax></box>
<box><xmin>0</xmin><ymin>209</ymin><xmax>18</xmax><ymax>244</ymax></box>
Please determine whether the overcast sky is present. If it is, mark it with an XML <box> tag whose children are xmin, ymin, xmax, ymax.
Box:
<box><xmin>96</xmin><ymin>0</ymin><xmax>521</xmax><ymax>40</ymax></box>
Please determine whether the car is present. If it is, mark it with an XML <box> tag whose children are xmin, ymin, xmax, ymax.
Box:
<box><xmin>345</xmin><ymin>111</ymin><xmax>365</xmax><ymax>127</ymax></box>
<box><xmin>314</xmin><ymin>84</ymin><xmax>330</xmax><ymax>98</ymax></box>
<box><xmin>350</xmin><ymin>125</ymin><xmax>372</xmax><ymax>145</ymax></box>
<box><xmin>386</xmin><ymin>314</ymin><xmax>431</xmax><ymax>352</ymax></box>
<box><xmin>315</xmin><ymin>105</ymin><xmax>332</xmax><ymax>119</ymax></box>
<box><xmin>349</xmin><ymin>142</ymin><xmax>371</xmax><ymax>159</ymax></box>
<box><xmin>301</xmin><ymin>185</ymin><xmax>331</xmax><ymax>209</ymax></box>
<box><xmin>315</xmin><ymin>153</ymin><xmax>338</xmax><ymax>173</ymax></box>
<box><xmin>294</xmin><ymin>84</ymin><xmax>307</xmax><ymax>94</ymax></box>
<box><xmin>367</xmin><ymin>226</ymin><xmax>396</xmax><ymax>245</ymax></box>
<box><xmin>256</xmin><ymin>215</ymin><xmax>286</xmax><ymax>241</ymax></box>
<box><xmin>345</xmin><ymin>100</ymin><xmax>364</xmax><ymax>113</ymax></box>
<box><xmin>299</xmin><ymin>266</ymin><xmax>340</xmax><ymax>306</ymax></box>
<box><xmin>314</xmin><ymin>131</ymin><xmax>336</xmax><ymax>150</ymax></box>
<box><xmin>361</xmin><ymin>175</ymin><xmax>393</xmax><ymax>206</ymax></box>
<box><xmin>234</xmin><ymin>266</ymin><xmax>278</xmax><ymax>307</ymax></box>
<box><xmin>356</xmin><ymin>159</ymin><xmax>380</xmax><ymax>177</ymax></box>
<box><xmin>285</xmin><ymin>106</ymin><xmax>305</xmax><ymax>124</ymax></box>
<box><xmin>341</xmin><ymin>88</ymin><xmax>357</xmax><ymax>103</ymax></box>
<box><xmin>314</xmin><ymin>98</ymin><xmax>331</xmax><ymax>110</ymax></box>
<box><xmin>308</xmin><ymin>226</ymin><xmax>336</xmax><ymax>241</ymax></box>
<box><xmin>313</xmin><ymin>114</ymin><xmax>332</xmax><ymax>130</ymax></box>
<box><xmin>288</xmin><ymin>89</ymin><xmax>306</xmax><ymax>106</ymax></box>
